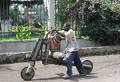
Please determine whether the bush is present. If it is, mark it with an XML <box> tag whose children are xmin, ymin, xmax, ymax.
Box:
<box><xmin>14</xmin><ymin>24</ymin><xmax>32</xmax><ymax>40</ymax></box>
<box><xmin>31</xmin><ymin>22</ymin><xmax>47</xmax><ymax>37</ymax></box>
<box><xmin>81</xmin><ymin>3</ymin><xmax>120</xmax><ymax>45</ymax></box>
<box><xmin>63</xmin><ymin>0</ymin><xmax>120</xmax><ymax>45</ymax></box>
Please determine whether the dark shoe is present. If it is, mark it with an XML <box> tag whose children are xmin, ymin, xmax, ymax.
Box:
<box><xmin>80</xmin><ymin>73</ymin><xmax>87</xmax><ymax>76</ymax></box>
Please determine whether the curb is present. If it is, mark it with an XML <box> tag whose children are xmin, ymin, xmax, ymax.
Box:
<box><xmin>0</xmin><ymin>46</ymin><xmax>120</xmax><ymax>64</ymax></box>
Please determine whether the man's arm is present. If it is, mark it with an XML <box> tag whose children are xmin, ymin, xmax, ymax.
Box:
<box><xmin>54</xmin><ymin>30</ymin><xmax>65</xmax><ymax>37</ymax></box>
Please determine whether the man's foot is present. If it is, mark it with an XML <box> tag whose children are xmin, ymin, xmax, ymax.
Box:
<box><xmin>80</xmin><ymin>73</ymin><xmax>87</xmax><ymax>76</ymax></box>
<box><xmin>64</xmin><ymin>74</ymin><xmax>72</xmax><ymax>79</ymax></box>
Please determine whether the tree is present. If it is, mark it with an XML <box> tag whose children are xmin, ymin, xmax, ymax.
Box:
<box><xmin>55</xmin><ymin>0</ymin><xmax>76</xmax><ymax>27</ymax></box>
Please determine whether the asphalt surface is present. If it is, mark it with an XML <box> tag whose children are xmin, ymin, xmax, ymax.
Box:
<box><xmin>0</xmin><ymin>55</ymin><xmax>120</xmax><ymax>82</ymax></box>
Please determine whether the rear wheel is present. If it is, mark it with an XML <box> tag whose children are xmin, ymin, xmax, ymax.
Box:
<box><xmin>21</xmin><ymin>67</ymin><xmax>35</xmax><ymax>81</ymax></box>
<box><xmin>82</xmin><ymin>60</ymin><xmax>93</xmax><ymax>74</ymax></box>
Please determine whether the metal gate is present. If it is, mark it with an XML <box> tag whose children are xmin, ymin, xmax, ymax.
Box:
<box><xmin>55</xmin><ymin>0</ymin><xmax>81</xmax><ymax>36</ymax></box>
<box><xmin>0</xmin><ymin>0</ymin><xmax>47</xmax><ymax>40</ymax></box>
<box><xmin>0</xmin><ymin>0</ymin><xmax>81</xmax><ymax>40</ymax></box>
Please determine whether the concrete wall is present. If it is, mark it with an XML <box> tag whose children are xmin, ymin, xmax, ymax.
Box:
<box><xmin>0</xmin><ymin>46</ymin><xmax>120</xmax><ymax>64</ymax></box>
<box><xmin>0</xmin><ymin>40</ymin><xmax>36</xmax><ymax>53</ymax></box>
<box><xmin>0</xmin><ymin>39</ymin><xmax>99</xmax><ymax>53</ymax></box>
<box><xmin>60</xmin><ymin>39</ymin><xmax>100</xmax><ymax>52</ymax></box>
<box><xmin>0</xmin><ymin>39</ymin><xmax>120</xmax><ymax>64</ymax></box>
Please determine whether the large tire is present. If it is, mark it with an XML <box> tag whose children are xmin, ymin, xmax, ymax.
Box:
<box><xmin>82</xmin><ymin>60</ymin><xmax>93</xmax><ymax>74</ymax></box>
<box><xmin>21</xmin><ymin>67</ymin><xmax>35</xmax><ymax>81</ymax></box>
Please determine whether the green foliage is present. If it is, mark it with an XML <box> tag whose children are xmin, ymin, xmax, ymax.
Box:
<box><xmin>31</xmin><ymin>22</ymin><xmax>47</xmax><ymax>37</ymax></box>
<box><xmin>57</xmin><ymin>0</ymin><xmax>120</xmax><ymax>45</ymax></box>
<box><xmin>15</xmin><ymin>24</ymin><xmax>32</xmax><ymax>40</ymax></box>
<box><xmin>80</xmin><ymin>2</ymin><xmax>120</xmax><ymax>45</ymax></box>
<box><xmin>56</xmin><ymin>0</ymin><xmax>76</xmax><ymax>27</ymax></box>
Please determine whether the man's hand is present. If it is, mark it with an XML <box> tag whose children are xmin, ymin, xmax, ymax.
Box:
<box><xmin>64</xmin><ymin>48</ymin><xmax>68</xmax><ymax>54</ymax></box>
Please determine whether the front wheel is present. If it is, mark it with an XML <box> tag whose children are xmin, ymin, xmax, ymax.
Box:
<box><xmin>21</xmin><ymin>67</ymin><xmax>35</xmax><ymax>81</ymax></box>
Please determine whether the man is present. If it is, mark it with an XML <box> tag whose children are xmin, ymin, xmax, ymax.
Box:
<box><xmin>60</xmin><ymin>22</ymin><xmax>86</xmax><ymax>79</ymax></box>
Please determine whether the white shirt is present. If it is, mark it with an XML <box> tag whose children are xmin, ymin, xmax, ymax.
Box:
<box><xmin>64</xmin><ymin>29</ymin><xmax>78</xmax><ymax>52</ymax></box>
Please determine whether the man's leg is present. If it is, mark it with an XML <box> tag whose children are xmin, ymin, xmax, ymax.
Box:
<box><xmin>66</xmin><ymin>52</ymin><xmax>74</xmax><ymax>76</ymax></box>
<box><xmin>74</xmin><ymin>51</ymin><xmax>86</xmax><ymax>75</ymax></box>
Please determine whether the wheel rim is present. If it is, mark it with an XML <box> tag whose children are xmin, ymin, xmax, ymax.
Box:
<box><xmin>82</xmin><ymin>60</ymin><xmax>93</xmax><ymax>74</ymax></box>
<box><xmin>21</xmin><ymin>67</ymin><xmax>35</xmax><ymax>81</ymax></box>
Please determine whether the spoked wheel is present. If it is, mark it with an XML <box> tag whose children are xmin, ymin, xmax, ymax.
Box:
<box><xmin>82</xmin><ymin>60</ymin><xmax>93</xmax><ymax>74</ymax></box>
<box><xmin>21</xmin><ymin>67</ymin><xmax>35</xmax><ymax>81</ymax></box>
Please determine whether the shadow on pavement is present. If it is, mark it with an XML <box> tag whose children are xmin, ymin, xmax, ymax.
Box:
<box><xmin>32</xmin><ymin>76</ymin><xmax>64</xmax><ymax>81</ymax></box>
<box><xmin>32</xmin><ymin>73</ymin><xmax>98</xmax><ymax>81</ymax></box>
<box><xmin>69</xmin><ymin>73</ymin><xmax>98</xmax><ymax>82</ymax></box>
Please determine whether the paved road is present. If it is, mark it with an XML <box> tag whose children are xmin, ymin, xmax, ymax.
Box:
<box><xmin>0</xmin><ymin>55</ymin><xmax>120</xmax><ymax>82</ymax></box>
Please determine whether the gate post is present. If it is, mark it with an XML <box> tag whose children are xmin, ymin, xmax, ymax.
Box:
<box><xmin>47</xmin><ymin>0</ymin><xmax>55</xmax><ymax>30</ymax></box>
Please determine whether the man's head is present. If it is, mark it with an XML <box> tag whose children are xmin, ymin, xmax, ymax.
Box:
<box><xmin>63</xmin><ymin>22</ymin><xmax>71</xmax><ymax>31</ymax></box>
